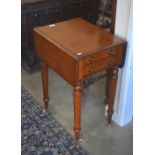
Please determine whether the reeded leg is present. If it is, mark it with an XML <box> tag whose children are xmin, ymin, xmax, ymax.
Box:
<box><xmin>41</xmin><ymin>62</ymin><xmax>49</xmax><ymax>109</ymax></box>
<box><xmin>107</xmin><ymin>67</ymin><xmax>119</xmax><ymax>124</ymax></box>
<box><xmin>73</xmin><ymin>82</ymin><xmax>82</xmax><ymax>140</ymax></box>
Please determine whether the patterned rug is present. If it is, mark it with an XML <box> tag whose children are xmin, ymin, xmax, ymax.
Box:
<box><xmin>21</xmin><ymin>87</ymin><xmax>87</xmax><ymax>155</ymax></box>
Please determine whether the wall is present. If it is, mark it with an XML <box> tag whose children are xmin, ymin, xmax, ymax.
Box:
<box><xmin>112</xmin><ymin>0</ymin><xmax>133</xmax><ymax>126</ymax></box>
<box><xmin>115</xmin><ymin>0</ymin><xmax>131</xmax><ymax>38</ymax></box>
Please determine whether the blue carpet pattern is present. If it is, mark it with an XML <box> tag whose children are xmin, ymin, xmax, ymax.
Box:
<box><xmin>21</xmin><ymin>87</ymin><xmax>87</xmax><ymax>155</ymax></box>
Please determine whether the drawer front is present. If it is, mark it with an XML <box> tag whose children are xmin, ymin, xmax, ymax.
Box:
<box><xmin>79</xmin><ymin>47</ymin><xmax>122</xmax><ymax>79</ymax></box>
<box><xmin>84</xmin><ymin>57</ymin><xmax>115</xmax><ymax>76</ymax></box>
<box><xmin>84</xmin><ymin>48</ymin><xmax>116</xmax><ymax>65</ymax></box>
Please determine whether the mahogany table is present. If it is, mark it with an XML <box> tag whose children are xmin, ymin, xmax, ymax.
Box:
<box><xmin>34</xmin><ymin>18</ymin><xmax>127</xmax><ymax>140</ymax></box>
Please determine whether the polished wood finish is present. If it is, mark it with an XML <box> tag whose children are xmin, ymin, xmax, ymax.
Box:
<box><xmin>34</xmin><ymin>18</ymin><xmax>124</xmax><ymax>58</ymax></box>
<box><xmin>79</xmin><ymin>48</ymin><xmax>116</xmax><ymax>78</ymax></box>
<box><xmin>73</xmin><ymin>82</ymin><xmax>82</xmax><ymax>139</ymax></box>
<box><xmin>34</xmin><ymin>30</ymin><xmax>78</xmax><ymax>86</ymax></box>
<box><xmin>34</xmin><ymin>18</ymin><xmax>127</xmax><ymax>139</ymax></box>
<box><xmin>21</xmin><ymin>0</ymin><xmax>100</xmax><ymax>72</ymax></box>
<box><xmin>41</xmin><ymin>62</ymin><xmax>49</xmax><ymax>109</ymax></box>
<box><xmin>107</xmin><ymin>67</ymin><xmax>118</xmax><ymax>123</ymax></box>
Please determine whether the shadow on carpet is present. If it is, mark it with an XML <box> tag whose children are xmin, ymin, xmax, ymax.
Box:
<box><xmin>21</xmin><ymin>87</ymin><xmax>87</xmax><ymax>155</ymax></box>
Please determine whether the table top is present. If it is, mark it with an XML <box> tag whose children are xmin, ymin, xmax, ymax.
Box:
<box><xmin>34</xmin><ymin>18</ymin><xmax>126</xmax><ymax>59</ymax></box>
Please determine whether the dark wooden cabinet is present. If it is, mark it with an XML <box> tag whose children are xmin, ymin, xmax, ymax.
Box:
<box><xmin>21</xmin><ymin>0</ymin><xmax>100</xmax><ymax>72</ymax></box>
<box><xmin>96</xmin><ymin>0</ymin><xmax>117</xmax><ymax>33</ymax></box>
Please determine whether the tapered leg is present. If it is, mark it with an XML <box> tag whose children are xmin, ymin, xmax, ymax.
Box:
<box><xmin>107</xmin><ymin>67</ymin><xmax>119</xmax><ymax>124</ymax></box>
<box><xmin>105</xmin><ymin>70</ymin><xmax>110</xmax><ymax>105</ymax></box>
<box><xmin>41</xmin><ymin>62</ymin><xmax>49</xmax><ymax>109</ymax></box>
<box><xmin>73</xmin><ymin>82</ymin><xmax>82</xmax><ymax>140</ymax></box>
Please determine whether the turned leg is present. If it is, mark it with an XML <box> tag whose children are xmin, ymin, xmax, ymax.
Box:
<box><xmin>41</xmin><ymin>62</ymin><xmax>49</xmax><ymax>109</ymax></box>
<box><xmin>107</xmin><ymin>67</ymin><xmax>119</xmax><ymax>124</ymax></box>
<box><xmin>105</xmin><ymin>70</ymin><xmax>110</xmax><ymax>105</ymax></box>
<box><xmin>73</xmin><ymin>82</ymin><xmax>82</xmax><ymax>140</ymax></box>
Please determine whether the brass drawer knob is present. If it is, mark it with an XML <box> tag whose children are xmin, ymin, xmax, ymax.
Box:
<box><xmin>109</xmin><ymin>49</ymin><xmax>113</xmax><ymax>55</ymax></box>
<box><xmin>89</xmin><ymin>67</ymin><xmax>95</xmax><ymax>72</ymax></box>
<box><xmin>88</xmin><ymin>57</ymin><xmax>94</xmax><ymax>63</ymax></box>
<box><xmin>108</xmin><ymin>60</ymin><xmax>113</xmax><ymax>65</ymax></box>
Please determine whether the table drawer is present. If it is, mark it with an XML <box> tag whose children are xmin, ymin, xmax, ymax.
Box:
<box><xmin>84</xmin><ymin>57</ymin><xmax>115</xmax><ymax>76</ymax></box>
<box><xmin>79</xmin><ymin>48</ymin><xmax>117</xmax><ymax>78</ymax></box>
<box><xmin>84</xmin><ymin>48</ymin><xmax>116</xmax><ymax>65</ymax></box>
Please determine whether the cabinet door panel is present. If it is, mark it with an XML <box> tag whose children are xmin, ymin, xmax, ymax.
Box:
<box><xmin>80</xmin><ymin>1</ymin><xmax>92</xmax><ymax>16</ymax></box>
<box><xmin>48</xmin><ymin>7</ymin><xmax>62</xmax><ymax>24</ymax></box>
<box><xmin>62</xmin><ymin>4</ymin><xmax>81</xmax><ymax>20</ymax></box>
<box><xmin>21</xmin><ymin>13</ymin><xmax>28</xmax><ymax>50</ymax></box>
<box><xmin>80</xmin><ymin>1</ymin><xmax>94</xmax><ymax>22</ymax></box>
<box><xmin>33</xmin><ymin>9</ymin><xmax>48</xmax><ymax>26</ymax></box>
